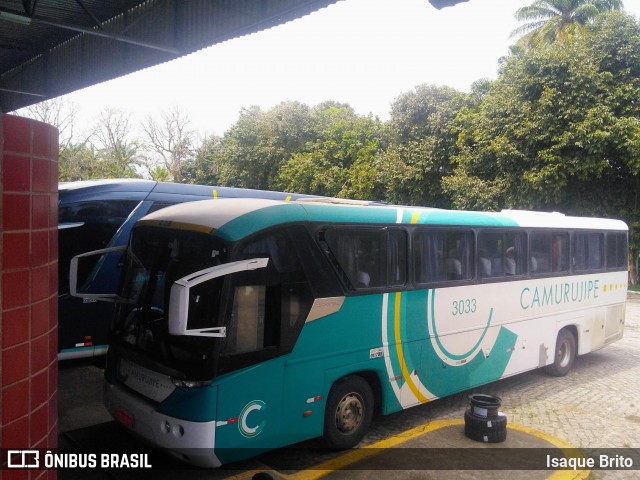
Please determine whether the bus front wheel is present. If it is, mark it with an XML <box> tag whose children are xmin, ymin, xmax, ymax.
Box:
<box><xmin>547</xmin><ymin>329</ymin><xmax>576</xmax><ymax>377</ymax></box>
<box><xmin>323</xmin><ymin>375</ymin><xmax>374</xmax><ymax>449</ymax></box>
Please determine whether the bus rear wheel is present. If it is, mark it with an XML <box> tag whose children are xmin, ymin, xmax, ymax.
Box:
<box><xmin>323</xmin><ymin>375</ymin><xmax>373</xmax><ymax>449</ymax></box>
<box><xmin>547</xmin><ymin>329</ymin><xmax>576</xmax><ymax>377</ymax></box>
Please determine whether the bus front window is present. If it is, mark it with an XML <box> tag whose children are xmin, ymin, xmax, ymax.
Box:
<box><xmin>113</xmin><ymin>226</ymin><xmax>228</xmax><ymax>379</ymax></box>
<box><xmin>112</xmin><ymin>224</ymin><xmax>315</xmax><ymax>379</ymax></box>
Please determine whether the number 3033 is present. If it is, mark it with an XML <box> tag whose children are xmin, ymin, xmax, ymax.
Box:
<box><xmin>452</xmin><ymin>298</ymin><xmax>476</xmax><ymax>315</ymax></box>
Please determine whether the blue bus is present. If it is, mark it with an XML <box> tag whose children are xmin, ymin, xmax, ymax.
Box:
<box><xmin>58</xmin><ymin>179</ymin><xmax>314</xmax><ymax>360</ymax></box>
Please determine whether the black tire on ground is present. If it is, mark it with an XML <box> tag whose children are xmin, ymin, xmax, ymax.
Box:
<box><xmin>547</xmin><ymin>328</ymin><xmax>577</xmax><ymax>377</ymax></box>
<box><xmin>464</xmin><ymin>409</ymin><xmax>508</xmax><ymax>443</ymax></box>
<box><xmin>322</xmin><ymin>375</ymin><xmax>374</xmax><ymax>449</ymax></box>
<box><xmin>464</xmin><ymin>420</ymin><xmax>507</xmax><ymax>443</ymax></box>
<box><xmin>468</xmin><ymin>393</ymin><xmax>501</xmax><ymax>418</ymax></box>
<box><xmin>463</xmin><ymin>409</ymin><xmax>507</xmax><ymax>430</ymax></box>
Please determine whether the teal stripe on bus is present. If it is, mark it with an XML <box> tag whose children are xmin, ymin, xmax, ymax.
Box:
<box><xmin>417</xmin><ymin>210</ymin><xmax>519</xmax><ymax>227</ymax></box>
<box><xmin>217</xmin><ymin>202</ymin><xmax>520</xmax><ymax>241</ymax></box>
<box><xmin>216</xmin><ymin>203</ymin><xmax>309</xmax><ymax>241</ymax></box>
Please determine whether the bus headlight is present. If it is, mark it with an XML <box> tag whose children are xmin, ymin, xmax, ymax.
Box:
<box><xmin>161</xmin><ymin>421</ymin><xmax>185</xmax><ymax>437</ymax></box>
<box><xmin>171</xmin><ymin>378</ymin><xmax>212</xmax><ymax>388</ymax></box>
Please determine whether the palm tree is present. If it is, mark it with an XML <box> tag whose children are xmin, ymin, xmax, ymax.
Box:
<box><xmin>510</xmin><ymin>0</ymin><xmax>624</xmax><ymax>46</ymax></box>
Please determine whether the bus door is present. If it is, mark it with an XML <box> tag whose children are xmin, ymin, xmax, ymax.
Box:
<box><xmin>171</xmin><ymin>226</ymin><xmax>315</xmax><ymax>460</ymax></box>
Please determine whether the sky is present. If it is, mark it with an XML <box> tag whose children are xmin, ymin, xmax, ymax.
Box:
<box><xmin>53</xmin><ymin>0</ymin><xmax>640</xmax><ymax>139</ymax></box>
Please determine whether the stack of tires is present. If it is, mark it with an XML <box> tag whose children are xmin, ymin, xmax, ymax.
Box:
<box><xmin>464</xmin><ymin>393</ymin><xmax>507</xmax><ymax>443</ymax></box>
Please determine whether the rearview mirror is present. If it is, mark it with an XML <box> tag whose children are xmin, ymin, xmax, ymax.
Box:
<box><xmin>69</xmin><ymin>246</ymin><xmax>127</xmax><ymax>302</ymax></box>
<box><xmin>169</xmin><ymin>257</ymin><xmax>269</xmax><ymax>337</ymax></box>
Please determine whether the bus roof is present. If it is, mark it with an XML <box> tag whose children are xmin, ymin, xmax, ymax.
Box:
<box><xmin>59</xmin><ymin>178</ymin><xmax>156</xmax><ymax>193</ymax></box>
<box><xmin>59</xmin><ymin>179</ymin><xmax>318</xmax><ymax>204</ymax></box>
<box><xmin>136</xmin><ymin>198</ymin><xmax>628</xmax><ymax>242</ymax></box>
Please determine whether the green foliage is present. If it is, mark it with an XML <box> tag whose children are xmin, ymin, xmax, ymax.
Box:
<box><xmin>217</xmin><ymin>101</ymin><xmax>382</xmax><ymax>198</ymax></box>
<box><xmin>59</xmin><ymin>141</ymin><xmax>141</xmax><ymax>181</ymax></box>
<box><xmin>148</xmin><ymin>166</ymin><xmax>171</xmax><ymax>182</ymax></box>
<box><xmin>446</xmin><ymin>11</ymin><xmax>640</xmax><ymax>223</ymax></box>
<box><xmin>59</xmin><ymin>143</ymin><xmax>99</xmax><ymax>181</ymax></box>
<box><xmin>511</xmin><ymin>0</ymin><xmax>624</xmax><ymax>47</ymax></box>
<box><xmin>181</xmin><ymin>134</ymin><xmax>223</xmax><ymax>185</ymax></box>
<box><xmin>376</xmin><ymin>84</ymin><xmax>467</xmax><ymax>206</ymax></box>
<box><xmin>218</xmin><ymin>102</ymin><xmax>313</xmax><ymax>189</ymax></box>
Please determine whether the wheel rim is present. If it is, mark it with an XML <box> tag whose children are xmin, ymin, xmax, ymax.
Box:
<box><xmin>335</xmin><ymin>392</ymin><xmax>364</xmax><ymax>434</ymax></box>
<box><xmin>557</xmin><ymin>339</ymin><xmax>571</xmax><ymax>367</ymax></box>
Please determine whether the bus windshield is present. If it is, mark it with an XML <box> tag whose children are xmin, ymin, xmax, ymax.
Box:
<box><xmin>111</xmin><ymin>223</ymin><xmax>318</xmax><ymax>381</ymax></box>
<box><xmin>112</xmin><ymin>226</ymin><xmax>229</xmax><ymax>379</ymax></box>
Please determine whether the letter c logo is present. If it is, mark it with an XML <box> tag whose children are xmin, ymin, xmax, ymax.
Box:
<box><xmin>239</xmin><ymin>400</ymin><xmax>266</xmax><ymax>438</ymax></box>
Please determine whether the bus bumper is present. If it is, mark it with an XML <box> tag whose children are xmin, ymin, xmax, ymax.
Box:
<box><xmin>104</xmin><ymin>381</ymin><xmax>221</xmax><ymax>468</ymax></box>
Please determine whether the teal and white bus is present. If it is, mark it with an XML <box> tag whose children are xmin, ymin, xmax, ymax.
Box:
<box><xmin>71</xmin><ymin>198</ymin><xmax>628</xmax><ymax>467</ymax></box>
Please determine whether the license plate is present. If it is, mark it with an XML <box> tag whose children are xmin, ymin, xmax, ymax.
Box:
<box><xmin>115</xmin><ymin>407</ymin><xmax>134</xmax><ymax>429</ymax></box>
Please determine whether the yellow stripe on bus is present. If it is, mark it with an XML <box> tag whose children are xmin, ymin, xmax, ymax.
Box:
<box><xmin>393</xmin><ymin>292</ymin><xmax>428</xmax><ymax>404</ymax></box>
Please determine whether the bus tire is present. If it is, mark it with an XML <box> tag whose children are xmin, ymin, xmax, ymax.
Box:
<box><xmin>323</xmin><ymin>375</ymin><xmax>374</xmax><ymax>449</ymax></box>
<box><xmin>547</xmin><ymin>328</ymin><xmax>576</xmax><ymax>377</ymax></box>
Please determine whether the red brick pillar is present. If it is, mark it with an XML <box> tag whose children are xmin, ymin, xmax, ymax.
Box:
<box><xmin>1</xmin><ymin>114</ymin><xmax>59</xmax><ymax>479</ymax></box>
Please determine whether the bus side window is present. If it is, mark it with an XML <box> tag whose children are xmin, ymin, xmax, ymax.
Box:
<box><xmin>323</xmin><ymin>227</ymin><xmax>407</xmax><ymax>291</ymax></box>
<box><xmin>414</xmin><ymin>230</ymin><xmax>473</xmax><ymax>284</ymax></box>
<box><xmin>146</xmin><ymin>201</ymin><xmax>177</xmax><ymax>215</ymax></box>
<box><xmin>606</xmin><ymin>232</ymin><xmax>628</xmax><ymax>270</ymax></box>
<box><xmin>551</xmin><ymin>233</ymin><xmax>570</xmax><ymax>273</ymax></box>
<box><xmin>530</xmin><ymin>232</ymin><xmax>569</xmax><ymax>275</ymax></box>
<box><xmin>478</xmin><ymin>231</ymin><xmax>525</xmax><ymax>279</ymax></box>
<box><xmin>388</xmin><ymin>230</ymin><xmax>408</xmax><ymax>287</ymax></box>
<box><xmin>573</xmin><ymin>233</ymin><xmax>604</xmax><ymax>271</ymax></box>
<box><xmin>529</xmin><ymin>232</ymin><xmax>550</xmax><ymax>274</ymax></box>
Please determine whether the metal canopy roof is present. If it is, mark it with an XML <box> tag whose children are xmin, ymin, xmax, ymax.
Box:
<box><xmin>0</xmin><ymin>0</ymin><xmax>469</xmax><ymax>113</ymax></box>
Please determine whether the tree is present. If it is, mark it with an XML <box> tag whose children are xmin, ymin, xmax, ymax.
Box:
<box><xmin>59</xmin><ymin>143</ymin><xmax>99</xmax><ymax>181</ymax></box>
<box><xmin>375</xmin><ymin>84</ymin><xmax>467</xmax><ymax>207</ymax></box>
<box><xmin>217</xmin><ymin>100</ymin><xmax>381</xmax><ymax>197</ymax></box>
<box><xmin>16</xmin><ymin>97</ymin><xmax>81</xmax><ymax>149</ymax></box>
<box><xmin>218</xmin><ymin>102</ymin><xmax>313</xmax><ymax>189</ymax></box>
<box><xmin>274</xmin><ymin>102</ymin><xmax>382</xmax><ymax>198</ymax></box>
<box><xmin>90</xmin><ymin>108</ymin><xmax>142</xmax><ymax>178</ymax></box>
<box><xmin>18</xmin><ymin>101</ymin><xmax>145</xmax><ymax>181</ymax></box>
<box><xmin>142</xmin><ymin>107</ymin><xmax>197</xmax><ymax>183</ymax></box>
<box><xmin>453</xmin><ymin>12</ymin><xmax>640</xmax><ymax>281</ymax></box>
<box><xmin>511</xmin><ymin>0</ymin><xmax>623</xmax><ymax>47</ymax></box>
<box><xmin>445</xmin><ymin>12</ymin><xmax>640</xmax><ymax>252</ymax></box>
<box><xmin>182</xmin><ymin>134</ymin><xmax>223</xmax><ymax>185</ymax></box>
<box><xmin>148</xmin><ymin>165</ymin><xmax>171</xmax><ymax>181</ymax></box>
<box><xmin>276</xmin><ymin>151</ymin><xmax>346</xmax><ymax>196</ymax></box>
